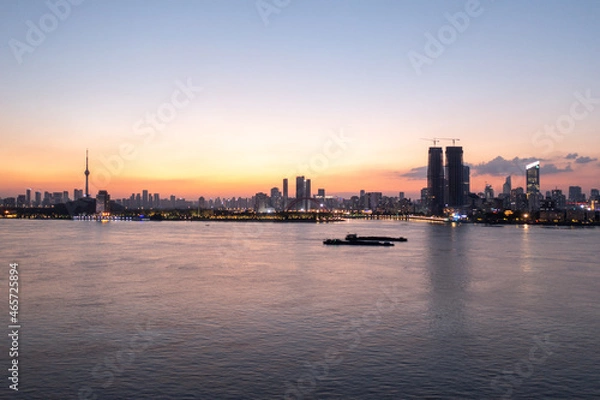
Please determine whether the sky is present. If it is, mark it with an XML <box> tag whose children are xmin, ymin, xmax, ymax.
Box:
<box><xmin>1</xmin><ymin>0</ymin><xmax>599</xmax><ymax>200</ymax></box>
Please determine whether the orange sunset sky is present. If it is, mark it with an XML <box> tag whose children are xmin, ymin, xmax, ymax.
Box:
<box><xmin>1</xmin><ymin>1</ymin><xmax>599</xmax><ymax>200</ymax></box>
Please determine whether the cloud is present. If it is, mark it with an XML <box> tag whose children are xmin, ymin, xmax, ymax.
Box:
<box><xmin>565</xmin><ymin>153</ymin><xmax>578</xmax><ymax>160</ymax></box>
<box><xmin>472</xmin><ymin>156</ymin><xmax>540</xmax><ymax>176</ymax></box>
<box><xmin>400</xmin><ymin>166</ymin><xmax>426</xmax><ymax>180</ymax></box>
<box><xmin>541</xmin><ymin>163</ymin><xmax>573</xmax><ymax>174</ymax></box>
<box><xmin>574</xmin><ymin>156</ymin><xmax>598</xmax><ymax>164</ymax></box>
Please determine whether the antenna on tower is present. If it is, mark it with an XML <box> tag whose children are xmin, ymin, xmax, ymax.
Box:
<box><xmin>84</xmin><ymin>149</ymin><xmax>90</xmax><ymax>198</ymax></box>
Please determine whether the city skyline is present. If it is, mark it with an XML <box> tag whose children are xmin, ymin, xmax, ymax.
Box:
<box><xmin>1</xmin><ymin>1</ymin><xmax>600</xmax><ymax>199</ymax></box>
<box><xmin>3</xmin><ymin>147</ymin><xmax>598</xmax><ymax>210</ymax></box>
<box><xmin>0</xmin><ymin>145</ymin><xmax>598</xmax><ymax>203</ymax></box>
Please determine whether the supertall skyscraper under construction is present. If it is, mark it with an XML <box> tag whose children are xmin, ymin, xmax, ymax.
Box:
<box><xmin>445</xmin><ymin>146</ymin><xmax>464</xmax><ymax>208</ymax></box>
<box><xmin>427</xmin><ymin>147</ymin><xmax>444</xmax><ymax>216</ymax></box>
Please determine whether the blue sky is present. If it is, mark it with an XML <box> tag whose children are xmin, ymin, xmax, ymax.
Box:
<box><xmin>1</xmin><ymin>0</ymin><xmax>599</xmax><ymax>198</ymax></box>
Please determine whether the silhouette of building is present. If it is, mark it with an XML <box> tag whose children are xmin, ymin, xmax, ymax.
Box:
<box><xmin>526</xmin><ymin>161</ymin><xmax>541</xmax><ymax>211</ymax></box>
<box><xmin>503</xmin><ymin>175</ymin><xmax>512</xmax><ymax>196</ymax></box>
<box><xmin>282</xmin><ymin>178</ymin><xmax>288</xmax><ymax>209</ymax></box>
<box><xmin>427</xmin><ymin>147</ymin><xmax>444</xmax><ymax>216</ymax></box>
<box><xmin>270</xmin><ymin>187</ymin><xmax>282</xmax><ymax>210</ymax></box>
<box><xmin>463</xmin><ymin>165</ymin><xmax>470</xmax><ymax>201</ymax></box>
<box><xmin>305</xmin><ymin>179</ymin><xmax>311</xmax><ymax>210</ymax></box>
<box><xmin>142</xmin><ymin>190</ymin><xmax>149</xmax><ymax>208</ymax></box>
<box><xmin>551</xmin><ymin>189</ymin><xmax>566</xmax><ymax>210</ymax></box>
<box><xmin>96</xmin><ymin>190</ymin><xmax>110</xmax><ymax>214</ymax></box>
<box><xmin>568</xmin><ymin>186</ymin><xmax>583</xmax><ymax>202</ymax></box>
<box><xmin>295</xmin><ymin>176</ymin><xmax>305</xmax><ymax>210</ymax></box>
<box><xmin>445</xmin><ymin>146</ymin><xmax>464</xmax><ymax>208</ymax></box>
<box><xmin>84</xmin><ymin>149</ymin><xmax>90</xmax><ymax>197</ymax></box>
<box><xmin>484</xmin><ymin>184</ymin><xmax>494</xmax><ymax>201</ymax></box>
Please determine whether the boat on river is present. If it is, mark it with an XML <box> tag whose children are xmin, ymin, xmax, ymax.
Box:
<box><xmin>345</xmin><ymin>233</ymin><xmax>407</xmax><ymax>242</ymax></box>
<box><xmin>323</xmin><ymin>238</ymin><xmax>394</xmax><ymax>246</ymax></box>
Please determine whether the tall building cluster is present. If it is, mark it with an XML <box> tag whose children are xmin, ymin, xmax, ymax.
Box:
<box><xmin>426</xmin><ymin>144</ymin><xmax>469</xmax><ymax>216</ymax></box>
<box><xmin>1</xmin><ymin>149</ymin><xmax>599</xmax><ymax>222</ymax></box>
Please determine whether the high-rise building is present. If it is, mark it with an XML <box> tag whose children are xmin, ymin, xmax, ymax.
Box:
<box><xmin>74</xmin><ymin>189</ymin><xmax>83</xmax><ymax>200</ymax></box>
<box><xmin>427</xmin><ymin>147</ymin><xmax>444</xmax><ymax>216</ymax></box>
<box><xmin>26</xmin><ymin>189</ymin><xmax>31</xmax><ymax>206</ymax></box>
<box><xmin>282</xmin><ymin>178</ymin><xmax>288</xmax><ymax>209</ymax></box>
<box><xmin>295</xmin><ymin>176</ymin><xmax>305</xmax><ymax>210</ymax></box>
<box><xmin>568</xmin><ymin>186</ymin><xmax>583</xmax><ymax>202</ymax></box>
<box><xmin>270</xmin><ymin>187</ymin><xmax>282</xmax><ymax>210</ymax></box>
<box><xmin>463</xmin><ymin>165</ymin><xmax>470</xmax><ymax>199</ymax></box>
<box><xmin>305</xmin><ymin>179</ymin><xmax>311</xmax><ymax>210</ymax></box>
<box><xmin>52</xmin><ymin>192</ymin><xmax>63</xmax><ymax>204</ymax></box>
<box><xmin>154</xmin><ymin>193</ymin><xmax>160</xmax><ymax>208</ymax></box>
<box><xmin>63</xmin><ymin>191</ymin><xmax>69</xmax><ymax>202</ymax></box>
<box><xmin>526</xmin><ymin>161</ymin><xmax>540</xmax><ymax>211</ymax></box>
<box><xmin>445</xmin><ymin>146</ymin><xmax>464</xmax><ymax>208</ymax></box>
<box><xmin>484</xmin><ymin>184</ymin><xmax>494</xmax><ymax>201</ymax></box>
<box><xmin>254</xmin><ymin>192</ymin><xmax>268</xmax><ymax>212</ymax></box>
<box><xmin>503</xmin><ymin>175</ymin><xmax>512</xmax><ymax>196</ymax></box>
<box><xmin>359</xmin><ymin>189</ymin><xmax>366</xmax><ymax>209</ymax></box>
<box><xmin>591</xmin><ymin>188</ymin><xmax>600</xmax><ymax>201</ymax></box>
<box><xmin>96</xmin><ymin>190</ymin><xmax>110</xmax><ymax>214</ymax></box>
<box><xmin>142</xmin><ymin>190</ymin><xmax>149</xmax><ymax>209</ymax></box>
<box><xmin>551</xmin><ymin>189</ymin><xmax>566</xmax><ymax>210</ymax></box>
<box><xmin>398</xmin><ymin>192</ymin><xmax>405</xmax><ymax>201</ymax></box>
<box><xmin>367</xmin><ymin>192</ymin><xmax>382</xmax><ymax>210</ymax></box>
<box><xmin>35</xmin><ymin>191</ymin><xmax>41</xmax><ymax>207</ymax></box>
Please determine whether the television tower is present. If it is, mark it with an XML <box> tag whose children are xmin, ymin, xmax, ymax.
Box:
<box><xmin>84</xmin><ymin>149</ymin><xmax>90</xmax><ymax>197</ymax></box>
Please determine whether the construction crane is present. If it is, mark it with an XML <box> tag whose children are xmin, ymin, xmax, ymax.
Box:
<box><xmin>420</xmin><ymin>138</ymin><xmax>441</xmax><ymax>146</ymax></box>
<box><xmin>437</xmin><ymin>138</ymin><xmax>461</xmax><ymax>146</ymax></box>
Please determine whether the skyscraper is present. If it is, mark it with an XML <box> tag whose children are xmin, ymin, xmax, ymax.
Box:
<box><xmin>295</xmin><ymin>176</ymin><xmax>305</xmax><ymax>210</ymax></box>
<box><xmin>503</xmin><ymin>175</ymin><xmax>512</xmax><ymax>196</ymax></box>
<box><xmin>526</xmin><ymin>161</ymin><xmax>540</xmax><ymax>211</ymax></box>
<box><xmin>463</xmin><ymin>165</ymin><xmax>470</xmax><ymax>200</ymax></box>
<box><xmin>445</xmin><ymin>146</ymin><xmax>464</xmax><ymax>208</ymax></box>
<box><xmin>282</xmin><ymin>178</ymin><xmax>288</xmax><ymax>209</ymax></box>
<box><xmin>96</xmin><ymin>190</ymin><xmax>110</xmax><ymax>214</ymax></box>
<box><xmin>427</xmin><ymin>147</ymin><xmax>444</xmax><ymax>216</ymax></box>
<box><xmin>568</xmin><ymin>186</ymin><xmax>583</xmax><ymax>202</ymax></box>
<box><xmin>305</xmin><ymin>178</ymin><xmax>311</xmax><ymax>210</ymax></box>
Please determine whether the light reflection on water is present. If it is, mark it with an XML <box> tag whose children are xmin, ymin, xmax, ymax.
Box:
<box><xmin>0</xmin><ymin>220</ymin><xmax>598</xmax><ymax>399</ymax></box>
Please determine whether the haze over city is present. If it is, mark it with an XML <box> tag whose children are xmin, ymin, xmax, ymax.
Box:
<box><xmin>1</xmin><ymin>0</ymin><xmax>599</xmax><ymax>199</ymax></box>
